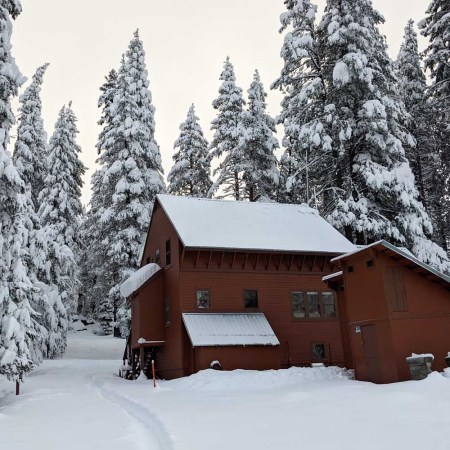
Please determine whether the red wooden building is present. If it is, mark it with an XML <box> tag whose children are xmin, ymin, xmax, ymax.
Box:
<box><xmin>323</xmin><ymin>241</ymin><xmax>450</xmax><ymax>383</ymax></box>
<box><xmin>123</xmin><ymin>194</ymin><xmax>356</xmax><ymax>379</ymax></box>
<box><xmin>123</xmin><ymin>195</ymin><xmax>450</xmax><ymax>383</ymax></box>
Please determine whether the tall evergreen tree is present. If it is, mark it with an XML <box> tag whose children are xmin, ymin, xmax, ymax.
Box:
<box><xmin>0</xmin><ymin>0</ymin><xmax>37</xmax><ymax>386</ymax></box>
<box><xmin>272</xmin><ymin>0</ymin><xmax>326</xmax><ymax>204</ymax></box>
<box><xmin>273</xmin><ymin>0</ymin><xmax>450</xmax><ymax>272</ymax></box>
<box><xmin>13</xmin><ymin>63</ymin><xmax>49</xmax><ymax>208</ymax></box>
<box><xmin>78</xmin><ymin>69</ymin><xmax>118</xmax><ymax>319</ymax></box>
<box><xmin>38</xmin><ymin>103</ymin><xmax>85</xmax><ymax>354</ymax></box>
<box><xmin>420</xmin><ymin>1</ymin><xmax>450</xmax><ymax>252</ymax></box>
<box><xmin>168</xmin><ymin>104</ymin><xmax>212</xmax><ymax>197</ymax></box>
<box><xmin>395</xmin><ymin>20</ymin><xmax>429</xmax><ymax>205</ymax></box>
<box><xmin>96</xmin><ymin>31</ymin><xmax>165</xmax><ymax>335</ymax></box>
<box><xmin>238</xmin><ymin>70</ymin><xmax>279</xmax><ymax>202</ymax></box>
<box><xmin>209</xmin><ymin>57</ymin><xmax>246</xmax><ymax>200</ymax></box>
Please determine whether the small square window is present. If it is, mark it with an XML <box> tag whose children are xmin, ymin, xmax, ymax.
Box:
<box><xmin>292</xmin><ymin>292</ymin><xmax>305</xmax><ymax>318</ymax></box>
<box><xmin>244</xmin><ymin>290</ymin><xmax>258</xmax><ymax>308</ymax></box>
<box><xmin>312</xmin><ymin>343</ymin><xmax>326</xmax><ymax>362</ymax></box>
<box><xmin>347</xmin><ymin>265</ymin><xmax>354</xmax><ymax>273</ymax></box>
<box><xmin>307</xmin><ymin>292</ymin><xmax>320</xmax><ymax>318</ymax></box>
<box><xmin>322</xmin><ymin>292</ymin><xmax>336</xmax><ymax>318</ymax></box>
<box><xmin>366</xmin><ymin>259</ymin><xmax>374</xmax><ymax>268</ymax></box>
<box><xmin>196</xmin><ymin>290</ymin><xmax>210</xmax><ymax>309</ymax></box>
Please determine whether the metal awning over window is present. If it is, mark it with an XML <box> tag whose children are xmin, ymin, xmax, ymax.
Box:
<box><xmin>182</xmin><ymin>312</ymin><xmax>280</xmax><ymax>347</ymax></box>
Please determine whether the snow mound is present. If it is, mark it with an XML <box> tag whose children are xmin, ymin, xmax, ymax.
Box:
<box><xmin>120</xmin><ymin>263</ymin><xmax>161</xmax><ymax>297</ymax></box>
<box><xmin>164</xmin><ymin>366</ymin><xmax>353</xmax><ymax>392</ymax></box>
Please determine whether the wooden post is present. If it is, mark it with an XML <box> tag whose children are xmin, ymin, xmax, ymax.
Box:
<box><xmin>16</xmin><ymin>381</ymin><xmax>20</xmax><ymax>396</ymax></box>
<box><xmin>139</xmin><ymin>346</ymin><xmax>145</xmax><ymax>377</ymax></box>
<box><xmin>151</xmin><ymin>360</ymin><xmax>156</xmax><ymax>388</ymax></box>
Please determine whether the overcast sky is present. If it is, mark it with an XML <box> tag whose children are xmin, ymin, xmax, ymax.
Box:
<box><xmin>12</xmin><ymin>0</ymin><xmax>431</xmax><ymax>205</ymax></box>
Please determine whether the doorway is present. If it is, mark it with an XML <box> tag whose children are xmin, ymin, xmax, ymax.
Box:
<box><xmin>361</xmin><ymin>324</ymin><xmax>383</xmax><ymax>383</ymax></box>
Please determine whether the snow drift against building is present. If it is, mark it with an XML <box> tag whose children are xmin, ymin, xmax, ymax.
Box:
<box><xmin>120</xmin><ymin>263</ymin><xmax>161</xmax><ymax>298</ymax></box>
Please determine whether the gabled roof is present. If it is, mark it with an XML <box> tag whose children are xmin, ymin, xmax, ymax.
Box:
<box><xmin>331</xmin><ymin>240</ymin><xmax>450</xmax><ymax>290</ymax></box>
<box><xmin>155</xmin><ymin>194</ymin><xmax>356</xmax><ymax>254</ymax></box>
<box><xmin>182</xmin><ymin>312</ymin><xmax>280</xmax><ymax>347</ymax></box>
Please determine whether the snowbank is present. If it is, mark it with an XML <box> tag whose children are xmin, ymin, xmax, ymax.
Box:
<box><xmin>164</xmin><ymin>366</ymin><xmax>353</xmax><ymax>392</ymax></box>
<box><xmin>119</xmin><ymin>263</ymin><xmax>161</xmax><ymax>297</ymax></box>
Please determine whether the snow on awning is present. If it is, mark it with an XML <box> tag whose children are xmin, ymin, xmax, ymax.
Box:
<box><xmin>182</xmin><ymin>313</ymin><xmax>280</xmax><ymax>347</ymax></box>
<box><xmin>322</xmin><ymin>271</ymin><xmax>343</xmax><ymax>282</ymax></box>
<box><xmin>120</xmin><ymin>263</ymin><xmax>162</xmax><ymax>298</ymax></box>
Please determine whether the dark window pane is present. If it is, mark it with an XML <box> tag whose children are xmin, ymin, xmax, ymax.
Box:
<box><xmin>312</xmin><ymin>343</ymin><xmax>326</xmax><ymax>361</ymax></box>
<box><xmin>307</xmin><ymin>292</ymin><xmax>320</xmax><ymax>318</ymax></box>
<box><xmin>348</xmin><ymin>265</ymin><xmax>354</xmax><ymax>273</ymax></box>
<box><xmin>323</xmin><ymin>292</ymin><xmax>336</xmax><ymax>318</ymax></box>
<box><xmin>196</xmin><ymin>290</ymin><xmax>210</xmax><ymax>309</ymax></box>
<box><xmin>165</xmin><ymin>239</ymin><xmax>171</xmax><ymax>267</ymax></box>
<box><xmin>292</xmin><ymin>292</ymin><xmax>305</xmax><ymax>318</ymax></box>
<box><xmin>244</xmin><ymin>290</ymin><xmax>258</xmax><ymax>308</ymax></box>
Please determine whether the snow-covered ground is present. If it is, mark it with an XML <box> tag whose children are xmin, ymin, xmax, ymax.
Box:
<box><xmin>1</xmin><ymin>329</ymin><xmax>450</xmax><ymax>450</ymax></box>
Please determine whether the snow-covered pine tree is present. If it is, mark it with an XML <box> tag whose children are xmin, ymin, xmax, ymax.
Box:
<box><xmin>38</xmin><ymin>103</ymin><xmax>85</xmax><ymax>354</ymax></box>
<box><xmin>13</xmin><ymin>63</ymin><xmax>49</xmax><ymax>209</ymax></box>
<box><xmin>209</xmin><ymin>57</ymin><xmax>246</xmax><ymax>200</ymax></box>
<box><xmin>168</xmin><ymin>104</ymin><xmax>212</xmax><ymax>197</ymax></box>
<box><xmin>273</xmin><ymin>0</ymin><xmax>450</xmax><ymax>272</ymax></box>
<box><xmin>272</xmin><ymin>0</ymin><xmax>328</xmax><ymax>204</ymax></box>
<box><xmin>78</xmin><ymin>69</ymin><xmax>118</xmax><ymax>319</ymax></box>
<box><xmin>420</xmin><ymin>1</ymin><xmax>450</xmax><ymax>253</ymax></box>
<box><xmin>0</xmin><ymin>0</ymin><xmax>38</xmax><ymax>386</ymax></box>
<box><xmin>238</xmin><ymin>70</ymin><xmax>279</xmax><ymax>202</ymax></box>
<box><xmin>96</xmin><ymin>31</ymin><xmax>165</xmax><ymax>336</ymax></box>
<box><xmin>395</xmin><ymin>21</ymin><xmax>429</xmax><ymax>205</ymax></box>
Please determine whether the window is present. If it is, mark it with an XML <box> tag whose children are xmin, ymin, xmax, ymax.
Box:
<box><xmin>244</xmin><ymin>290</ymin><xmax>258</xmax><ymax>308</ymax></box>
<box><xmin>347</xmin><ymin>265</ymin><xmax>354</xmax><ymax>273</ymax></box>
<box><xmin>292</xmin><ymin>292</ymin><xmax>305</xmax><ymax>318</ymax></box>
<box><xmin>312</xmin><ymin>343</ymin><xmax>326</xmax><ymax>362</ymax></box>
<box><xmin>165</xmin><ymin>239</ymin><xmax>171</xmax><ymax>267</ymax></box>
<box><xmin>292</xmin><ymin>291</ymin><xmax>336</xmax><ymax>319</ymax></box>
<box><xmin>155</xmin><ymin>248</ymin><xmax>160</xmax><ymax>265</ymax></box>
<box><xmin>164</xmin><ymin>297</ymin><xmax>170</xmax><ymax>324</ymax></box>
<box><xmin>307</xmin><ymin>292</ymin><xmax>320</xmax><ymax>318</ymax></box>
<box><xmin>322</xmin><ymin>292</ymin><xmax>336</xmax><ymax>318</ymax></box>
<box><xmin>366</xmin><ymin>259</ymin><xmax>374</xmax><ymax>268</ymax></box>
<box><xmin>196</xmin><ymin>290</ymin><xmax>210</xmax><ymax>309</ymax></box>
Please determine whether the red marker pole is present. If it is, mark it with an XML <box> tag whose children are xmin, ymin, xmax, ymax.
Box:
<box><xmin>151</xmin><ymin>360</ymin><xmax>156</xmax><ymax>388</ymax></box>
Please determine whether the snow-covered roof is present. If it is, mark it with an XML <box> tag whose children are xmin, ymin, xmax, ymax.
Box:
<box><xmin>322</xmin><ymin>271</ymin><xmax>343</xmax><ymax>282</ymax></box>
<box><xmin>156</xmin><ymin>195</ymin><xmax>356</xmax><ymax>254</ymax></box>
<box><xmin>331</xmin><ymin>240</ymin><xmax>450</xmax><ymax>286</ymax></box>
<box><xmin>182</xmin><ymin>313</ymin><xmax>280</xmax><ymax>347</ymax></box>
<box><xmin>120</xmin><ymin>263</ymin><xmax>162</xmax><ymax>298</ymax></box>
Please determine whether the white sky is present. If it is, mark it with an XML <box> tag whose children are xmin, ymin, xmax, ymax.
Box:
<box><xmin>12</xmin><ymin>0</ymin><xmax>430</xmax><ymax>205</ymax></box>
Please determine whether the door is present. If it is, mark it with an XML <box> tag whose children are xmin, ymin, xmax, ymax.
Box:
<box><xmin>361</xmin><ymin>325</ymin><xmax>383</xmax><ymax>383</ymax></box>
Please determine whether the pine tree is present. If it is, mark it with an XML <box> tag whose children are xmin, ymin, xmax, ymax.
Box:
<box><xmin>38</xmin><ymin>103</ymin><xmax>85</xmax><ymax>354</ymax></box>
<box><xmin>273</xmin><ymin>0</ymin><xmax>450</xmax><ymax>272</ymax></box>
<box><xmin>96</xmin><ymin>31</ymin><xmax>165</xmax><ymax>335</ymax></box>
<box><xmin>0</xmin><ymin>0</ymin><xmax>37</xmax><ymax>385</ymax></box>
<box><xmin>13</xmin><ymin>63</ymin><xmax>49</xmax><ymax>208</ymax></box>
<box><xmin>420</xmin><ymin>1</ymin><xmax>450</xmax><ymax>253</ymax></box>
<box><xmin>168</xmin><ymin>104</ymin><xmax>212</xmax><ymax>197</ymax></box>
<box><xmin>78</xmin><ymin>69</ymin><xmax>118</xmax><ymax>319</ymax></box>
<box><xmin>209</xmin><ymin>57</ymin><xmax>246</xmax><ymax>200</ymax></box>
<box><xmin>272</xmin><ymin>0</ymin><xmax>327</xmax><ymax>204</ymax></box>
<box><xmin>238</xmin><ymin>70</ymin><xmax>279</xmax><ymax>202</ymax></box>
<box><xmin>395</xmin><ymin>20</ymin><xmax>429</xmax><ymax>204</ymax></box>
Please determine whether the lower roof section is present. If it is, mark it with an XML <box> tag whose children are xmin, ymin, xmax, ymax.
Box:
<box><xmin>182</xmin><ymin>312</ymin><xmax>280</xmax><ymax>347</ymax></box>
